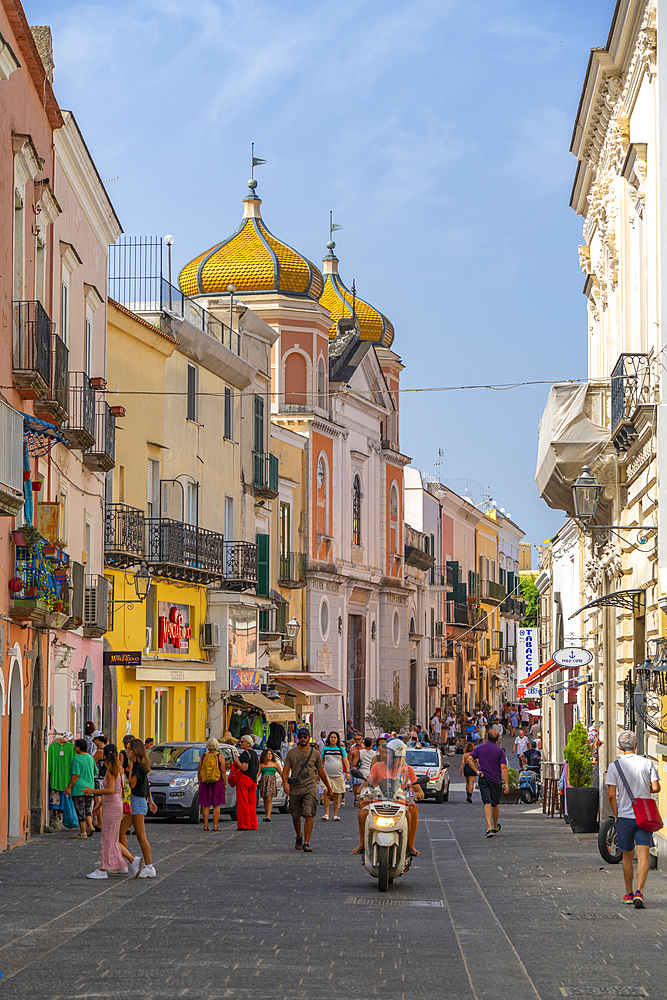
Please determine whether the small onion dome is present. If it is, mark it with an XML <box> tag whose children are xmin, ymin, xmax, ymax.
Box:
<box><xmin>319</xmin><ymin>248</ymin><xmax>394</xmax><ymax>347</ymax></box>
<box><xmin>179</xmin><ymin>180</ymin><xmax>324</xmax><ymax>300</ymax></box>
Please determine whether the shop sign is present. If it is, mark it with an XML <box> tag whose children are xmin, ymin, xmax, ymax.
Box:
<box><xmin>427</xmin><ymin>667</ymin><xmax>438</xmax><ymax>686</ymax></box>
<box><xmin>158</xmin><ymin>602</ymin><xmax>192</xmax><ymax>653</ymax></box>
<box><xmin>103</xmin><ymin>650</ymin><xmax>142</xmax><ymax>668</ymax></box>
<box><xmin>552</xmin><ymin>647</ymin><xmax>593</xmax><ymax>668</ymax></box>
<box><xmin>230</xmin><ymin>669</ymin><xmax>261</xmax><ymax>691</ymax></box>
<box><xmin>517</xmin><ymin>627</ymin><xmax>539</xmax><ymax>695</ymax></box>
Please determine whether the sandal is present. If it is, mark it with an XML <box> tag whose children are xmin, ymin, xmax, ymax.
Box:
<box><xmin>203</xmin><ymin>827</ymin><xmax>210</xmax><ymax>831</ymax></box>
<box><xmin>333</xmin><ymin>816</ymin><xmax>341</xmax><ymax>821</ymax></box>
<box><xmin>73</xmin><ymin>834</ymin><xmax>88</xmax><ymax>839</ymax></box>
<box><xmin>295</xmin><ymin>836</ymin><xmax>303</xmax><ymax>851</ymax></box>
<box><xmin>407</xmin><ymin>847</ymin><xmax>420</xmax><ymax>857</ymax></box>
<box><xmin>302</xmin><ymin>842</ymin><xmax>313</xmax><ymax>852</ymax></box>
<box><xmin>212</xmin><ymin>827</ymin><xmax>220</xmax><ymax>832</ymax></box>
<box><xmin>351</xmin><ymin>845</ymin><xmax>364</xmax><ymax>855</ymax></box>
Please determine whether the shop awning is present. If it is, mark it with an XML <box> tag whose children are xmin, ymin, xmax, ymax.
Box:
<box><xmin>517</xmin><ymin>658</ymin><xmax>559</xmax><ymax>697</ymax></box>
<box><xmin>273</xmin><ymin>676</ymin><xmax>344</xmax><ymax>697</ymax></box>
<box><xmin>568</xmin><ymin>588</ymin><xmax>646</xmax><ymax>618</ymax></box>
<box><xmin>240</xmin><ymin>692</ymin><xmax>293</xmax><ymax>721</ymax></box>
<box><xmin>135</xmin><ymin>660</ymin><xmax>216</xmax><ymax>683</ymax></box>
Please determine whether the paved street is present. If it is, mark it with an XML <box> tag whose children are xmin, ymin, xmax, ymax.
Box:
<box><xmin>1</xmin><ymin>769</ymin><xmax>666</xmax><ymax>1000</ymax></box>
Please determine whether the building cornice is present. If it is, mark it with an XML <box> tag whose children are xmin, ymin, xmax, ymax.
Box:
<box><xmin>55</xmin><ymin>111</ymin><xmax>123</xmax><ymax>245</ymax></box>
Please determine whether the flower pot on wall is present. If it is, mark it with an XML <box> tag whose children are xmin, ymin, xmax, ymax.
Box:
<box><xmin>566</xmin><ymin>786</ymin><xmax>599</xmax><ymax>833</ymax></box>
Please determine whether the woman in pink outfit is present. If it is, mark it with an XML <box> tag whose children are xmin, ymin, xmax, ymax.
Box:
<box><xmin>83</xmin><ymin>744</ymin><xmax>134</xmax><ymax>879</ymax></box>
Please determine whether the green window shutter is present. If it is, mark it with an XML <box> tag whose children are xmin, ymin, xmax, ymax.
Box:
<box><xmin>254</xmin><ymin>394</ymin><xmax>264</xmax><ymax>454</ymax></box>
<box><xmin>256</xmin><ymin>532</ymin><xmax>269</xmax><ymax>597</ymax></box>
<box><xmin>458</xmin><ymin>582</ymin><xmax>467</xmax><ymax>604</ymax></box>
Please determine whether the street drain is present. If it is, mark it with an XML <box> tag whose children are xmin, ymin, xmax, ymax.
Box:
<box><xmin>562</xmin><ymin>912</ymin><xmax>626</xmax><ymax>920</ymax></box>
<box><xmin>350</xmin><ymin>897</ymin><xmax>444</xmax><ymax>907</ymax></box>
<box><xmin>559</xmin><ymin>988</ymin><xmax>647</xmax><ymax>997</ymax></box>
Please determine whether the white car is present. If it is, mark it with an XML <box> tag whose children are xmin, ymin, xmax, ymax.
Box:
<box><xmin>405</xmin><ymin>747</ymin><xmax>451</xmax><ymax>803</ymax></box>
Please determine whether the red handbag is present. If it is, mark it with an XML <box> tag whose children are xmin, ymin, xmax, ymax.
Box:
<box><xmin>228</xmin><ymin>764</ymin><xmax>240</xmax><ymax>788</ymax></box>
<box><xmin>615</xmin><ymin>759</ymin><xmax>663</xmax><ymax>833</ymax></box>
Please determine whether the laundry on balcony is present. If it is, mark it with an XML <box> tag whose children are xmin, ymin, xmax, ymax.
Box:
<box><xmin>535</xmin><ymin>382</ymin><xmax>609</xmax><ymax>516</ymax></box>
<box><xmin>23</xmin><ymin>412</ymin><xmax>69</xmax><ymax>456</ymax></box>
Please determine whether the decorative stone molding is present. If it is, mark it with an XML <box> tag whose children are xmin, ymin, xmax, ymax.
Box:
<box><xmin>584</xmin><ymin>541</ymin><xmax>623</xmax><ymax>599</ymax></box>
<box><xmin>367</xmin><ymin>437</ymin><xmax>381</xmax><ymax>455</ymax></box>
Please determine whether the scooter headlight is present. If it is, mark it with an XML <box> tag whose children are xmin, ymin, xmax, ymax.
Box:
<box><xmin>375</xmin><ymin>815</ymin><xmax>398</xmax><ymax>828</ymax></box>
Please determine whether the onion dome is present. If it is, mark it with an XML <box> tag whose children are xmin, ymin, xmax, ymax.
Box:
<box><xmin>319</xmin><ymin>242</ymin><xmax>394</xmax><ymax>347</ymax></box>
<box><xmin>179</xmin><ymin>180</ymin><xmax>324</xmax><ymax>300</ymax></box>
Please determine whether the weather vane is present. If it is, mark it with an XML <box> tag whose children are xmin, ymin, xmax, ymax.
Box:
<box><xmin>251</xmin><ymin>142</ymin><xmax>266</xmax><ymax>180</ymax></box>
<box><xmin>329</xmin><ymin>210</ymin><xmax>342</xmax><ymax>245</ymax></box>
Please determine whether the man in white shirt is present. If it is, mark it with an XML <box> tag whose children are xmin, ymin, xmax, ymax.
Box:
<box><xmin>606</xmin><ymin>730</ymin><xmax>660</xmax><ymax>909</ymax></box>
<box><xmin>513</xmin><ymin>729</ymin><xmax>530</xmax><ymax>762</ymax></box>
<box><xmin>430</xmin><ymin>713</ymin><xmax>442</xmax><ymax>746</ymax></box>
<box><xmin>520</xmin><ymin>705</ymin><xmax>531</xmax><ymax>726</ymax></box>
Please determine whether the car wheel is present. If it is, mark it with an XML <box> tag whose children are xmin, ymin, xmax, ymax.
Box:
<box><xmin>435</xmin><ymin>788</ymin><xmax>444</xmax><ymax>804</ymax></box>
<box><xmin>229</xmin><ymin>807</ymin><xmax>237</xmax><ymax>822</ymax></box>
<box><xmin>187</xmin><ymin>797</ymin><xmax>200</xmax><ymax>824</ymax></box>
<box><xmin>443</xmin><ymin>787</ymin><xmax>449</xmax><ymax>802</ymax></box>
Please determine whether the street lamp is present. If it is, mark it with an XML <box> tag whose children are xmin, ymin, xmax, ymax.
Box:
<box><xmin>572</xmin><ymin>465</ymin><xmax>603</xmax><ymax>523</ymax></box>
<box><xmin>281</xmin><ymin>617</ymin><xmax>300</xmax><ymax>658</ymax></box>
<box><xmin>112</xmin><ymin>562</ymin><xmax>153</xmax><ymax>610</ymax></box>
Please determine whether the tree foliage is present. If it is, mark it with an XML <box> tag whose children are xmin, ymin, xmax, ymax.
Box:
<box><xmin>365</xmin><ymin>699</ymin><xmax>414</xmax><ymax>734</ymax></box>
<box><xmin>563</xmin><ymin>721</ymin><xmax>594</xmax><ymax>787</ymax></box>
<box><xmin>520</xmin><ymin>574</ymin><xmax>539</xmax><ymax>627</ymax></box>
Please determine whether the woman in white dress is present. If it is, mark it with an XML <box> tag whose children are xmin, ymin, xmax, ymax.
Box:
<box><xmin>321</xmin><ymin>731</ymin><xmax>349</xmax><ymax>821</ymax></box>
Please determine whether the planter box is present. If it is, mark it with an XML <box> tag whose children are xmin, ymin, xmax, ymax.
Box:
<box><xmin>501</xmin><ymin>789</ymin><xmax>521</xmax><ymax>804</ymax></box>
<box><xmin>566</xmin><ymin>786</ymin><xmax>599</xmax><ymax>833</ymax></box>
<box><xmin>10</xmin><ymin>597</ymin><xmax>50</xmax><ymax>622</ymax></box>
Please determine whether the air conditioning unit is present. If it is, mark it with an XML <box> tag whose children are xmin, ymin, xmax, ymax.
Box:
<box><xmin>435</xmin><ymin>621</ymin><xmax>446</xmax><ymax>637</ymax></box>
<box><xmin>202</xmin><ymin>622</ymin><xmax>220</xmax><ymax>649</ymax></box>
<box><xmin>145</xmin><ymin>627</ymin><xmax>152</xmax><ymax>653</ymax></box>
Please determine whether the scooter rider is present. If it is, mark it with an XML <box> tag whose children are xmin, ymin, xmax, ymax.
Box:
<box><xmin>352</xmin><ymin>738</ymin><xmax>424</xmax><ymax>857</ymax></box>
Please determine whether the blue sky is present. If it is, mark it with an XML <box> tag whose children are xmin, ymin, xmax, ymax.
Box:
<box><xmin>29</xmin><ymin>0</ymin><xmax>617</xmax><ymax>559</ymax></box>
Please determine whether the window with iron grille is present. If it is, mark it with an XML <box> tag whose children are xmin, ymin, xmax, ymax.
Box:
<box><xmin>352</xmin><ymin>474</ymin><xmax>362</xmax><ymax>546</ymax></box>
<box><xmin>224</xmin><ymin>386</ymin><xmax>233</xmax><ymax>440</ymax></box>
<box><xmin>187</xmin><ymin>364</ymin><xmax>198</xmax><ymax>422</ymax></box>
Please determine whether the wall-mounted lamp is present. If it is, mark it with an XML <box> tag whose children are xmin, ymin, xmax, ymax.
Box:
<box><xmin>112</xmin><ymin>562</ymin><xmax>153</xmax><ymax>610</ymax></box>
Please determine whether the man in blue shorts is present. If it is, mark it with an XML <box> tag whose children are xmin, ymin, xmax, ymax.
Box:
<box><xmin>469</xmin><ymin>729</ymin><xmax>509</xmax><ymax>838</ymax></box>
<box><xmin>606</xmin><ymin>730</ymin><xmax>660</xmax><ymax>909</ymax></box>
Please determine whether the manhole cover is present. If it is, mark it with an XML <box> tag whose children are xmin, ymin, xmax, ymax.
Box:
<box><xmin>559</xmin><ymin>988</ymin><xmax>647</xmax><ymax>997</ymax></box>
<box><xmin>349</xmin><ymin>897</ymin><xmax>444</xmax><ymax>907</ymax></box>
<box><xmin>562</xmin><ymin>912</ymin><xmax>626</xmax><ymax>921</ymax></box>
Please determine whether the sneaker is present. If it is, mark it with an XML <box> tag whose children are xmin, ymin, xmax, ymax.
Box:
<box><xmin>633</xmin><ymin>891</ymin><xmax>646</xmax><ymax>909</ymax></box>
<box><xmin>492</xmin><ymin>824</ymin><xmax>502</xmax><ymax>834</ymax></box>
<box><xmin>622</xmin><ymin>892</ymin><xmax>635</xmax><ymax>904</ymax></box>
<box><xmin>138</xmin><ymin>864</ymin><xmax>156</xmax><ymax>878</ymax></box>
<box><xmin>484</xmin><ymin>829</ymin><xmax>495</xmax><ymax>839</ymax></box>
<box><xmin>131</xmin><ymin>855</ymin><xmax>144</xmax><ymax>878</ymax></box>
<box><xmin>86</xmin><ymin>869</ymin><xmax>108</xmax><ymax>879</ymax></box>
<box><xmin>108</xmin><ymin>867</ymin><xmax>129</xmax><ymax>876</ymax></box>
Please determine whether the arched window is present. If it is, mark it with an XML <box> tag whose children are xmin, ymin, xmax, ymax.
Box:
<box><xmin>316</xmin><ymin>454</ymin><xmax>328</xmax><ymax>534</ymax></box>
<box><xmin>389</xmin><ymin>482</ymin><xmax>399</xmax><ymax>553</ymax></box>
<box><xmin>285</xmin><ymin>352</ymin><xmax>308</xmax><ymax>407</ymax></box>
<box><xmin>317</xmin><ymin>357</ymin><xmax>326</xmax><ymax>410</ymax></box>
<box><xmin>352</xmin><ymin>474</ymin><xmax>362</xmax><ymax>546</ymax></box>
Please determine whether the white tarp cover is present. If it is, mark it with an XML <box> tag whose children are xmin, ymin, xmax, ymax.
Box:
<box><xmin>535</xmin><ymin>383</ymin><xmax>608</xmax><ymax>516</ymax></box>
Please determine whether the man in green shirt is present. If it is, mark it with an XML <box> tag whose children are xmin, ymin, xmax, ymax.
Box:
<box><xmin>64</xmin><ymin>739</ymin><xmax>96</xmax><ymax>838</ymax></box>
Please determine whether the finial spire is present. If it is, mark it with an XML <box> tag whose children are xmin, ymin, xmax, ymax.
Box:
<box><xmin>250</xmin><ymin>142</ymin><xmax>266</xmax><ymax>180</ymax></box>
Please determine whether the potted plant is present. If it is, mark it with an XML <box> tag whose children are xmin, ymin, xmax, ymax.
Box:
<box><xmin>11</xmin><ymin>524</ymin><xmax>42</xmax><ymax>549</ymax></box>
<box><xmin>564</xmin><ymin>721</ymin><xmax>598</xmax><ymax>833</ymax></box>
<box><xmin>502</xmin><ymin>767</ymin><xmax>521</xmax><ymax>804</ymax></box>
<box><xmin>31</xmin><ymin>473</ymin><xmax>44</xmax><ymax>492</ymax></box>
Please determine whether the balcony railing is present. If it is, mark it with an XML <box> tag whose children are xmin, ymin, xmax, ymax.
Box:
<box><xmin>83</xmin><ymin>401</ymin><xmax>115</xmax><ymax>472</ymax></box>
<box><xmin>491</xmin><ymin>630</ymin><xmax>503</xmax><ymax>651</ymax></box>
<box><xmin>222</xmin><ymin>540</ymin><xmax>258</xmax><ymax>590</ymax></box>
<box><xmin>428</xmin><ymin>565</ymin><xmax>455</xmax><ymax>587</ymax></box>
<box><xmin>13</xmin><ymin>300</ymin><xmax>52</xmax><ymax>399</ymax></box>
<box><xmin>481</xmin><ymin>579</ymin><xmax>506</xmax><ymax>605</ymax></box>
<box><xmin>279</xmin><ymin>551</ymin><xmax>306</xmax><ymax>588</ymax></box>
<box><xmin>34</xmin><ymin>333</ymin><xmax>68</xmax><ymax>424</ymax></box>
<box><xmin>502</xmin><ymin>644</ymin><xmax>516</xmax><ymax>664</ymax></box>
<box><xmin>253</xmin><ymin>452</ymin><xmax>278</xmax><ymax>498</ymax></box>
<box><xmin>445</xmin><ymin>601</ymin><xmax>471</xmax><ymax>626</ymax></box>
<box><xmin>500</xmin><ymin>595</ymin><xmax>526</xmax><ymax>619</ymax></box>
<box><xmin>63</xmin><ymin>372</ymin><xmax>95</xmax><ymax>450</ymax></box>
<box><xmin>9</xmin><ymin>535</ymin><xmax>66</xmax><ymax>624</ymax></box>
<box><xmin>259</xmin><ymin>600</ymin><xmax>288</xmax><ymax>638</ymax></box>
<box><xmin>428</xmin><ymin>636</ymin><xmax>450</xmax><ymax>660</ymax></box>
<box><xmin>611</xmin><ymin>353</ymin><xmax>653</xmax><ymax>452</ymax></box>
<box><xmin>105</xmin><ymin>504</ymin><xmax>145</xmax><ymax>567</ymax></box>
<box><xmin>479</xmin><ymin>638</ymin><xmax>491</xmax><ymax>659</ymax></box>
<box><xmin>146</xmin><ymin>517</ymin><xmax>225</xmax><ymax>585</ymax></box>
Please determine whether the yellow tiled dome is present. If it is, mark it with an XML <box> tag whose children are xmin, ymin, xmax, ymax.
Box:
<box><xmin>179</xmin><ymin>182</ymin><xmax>323</xmax><ymax>301</ymax></box>
<box><xmin>319</xmin><ymin>252</ymin><xmax>394</xmax><ymax>348</ymax></box>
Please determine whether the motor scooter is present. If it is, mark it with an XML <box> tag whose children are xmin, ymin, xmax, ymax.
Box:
<box><xmin>361</xmin><ymin>781</ymin><xmax>412</xmax><ymax>892</ymax></box>
<box><xmin>518</xmin><ymin>766</ymin><xmax>541</xmax><ymax>804</ymax></box>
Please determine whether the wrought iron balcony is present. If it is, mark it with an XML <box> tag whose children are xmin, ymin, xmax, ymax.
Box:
<box><xmin>428</xmin><ymin>565</ymin><xmax>455</xmax><ymax>587</ymax></box>
<box><xmin>222</xmin><ymin>540</ymin><xmax>258</xmax><ymax>591</ymax></box>
<box><xmin>445</xmin><ymin>601</ymin><xmax>471</xmax><ymax>627</ymax></box>
<box><xmin>34</xmin><ymin>333</ymin><xmax>68</xmax><ymax>425</ymax></box>
<box><xmin>428</xmin><ymin>636</ymin><xmax>450</xmax><ymax>660</ymax></box>
<box><xmin>13</xmin><ymin>300</ymin><xmax>52</xmax><ymax>399</ymax></box>
<box><xmin>83</xmin><ymin>400</ymin><xmax>115</xmax><ymax>472</ymax></box>
<box><xmin>491</xmin><ymin>630</ymin><xmax>503</xmax><ymax>651</ymax></box>
<box><xmin>611</xmin><ymin>353</ymin><xmax>653</xmax><ymax>453</ymax></box>
<box><xmin>253</xmin><ymin>451</ymin><xmax>278</xmax><ymax>499</ymax></box>
<box><xmin>279</xmin><ymin>551</ymin><xmax>306</xmax><ymax>588</ymax></box>
<box><xmin>145</xmin><ymin>517</ymin><xmax>225</xmax><ymax>585</ymax></box>
<box><xmin>9</xmin><ymin>535</ymin><xmax>67</xmax><ymax>624</ymax></box>
<box><xmin>500</xmin><ymin>595</ymin><xmax>526</xmax><ymax>620</ymax></box>
<box><xmin>501</xmin><ymin>644</ymin><xmax>516</xmax><ymax>664</ymax></box>
<box><xmin>63</xmin><ymin>372</ymin><xmax>95</xmax><ymax>450</ymax></box>
<box><xmin>105</xmin><ymin>504</ymin><xmax>145</xmax><ymax>567</ymax></box>
<box><xmin>259</xmin><ymin>600</ymin><xmax>288</xmax><ymax>639</ymax></box>
<box><xmin>479</xmin><ymin>638</ymin><xmax>491</xmax><ymax>659</ymax></box>
<box><xmin>481</xmin><ymin>579</ymin><xmax>506</xmax><ymax>605</ymax></box>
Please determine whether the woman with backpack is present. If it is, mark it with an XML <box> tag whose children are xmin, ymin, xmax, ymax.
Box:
<box><xmin>198</xmin><ymin>738</ymin><xmax>227</xmax><ymax>831</ymax></box>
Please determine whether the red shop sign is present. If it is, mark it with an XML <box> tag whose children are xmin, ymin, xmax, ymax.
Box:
<box><xmin>158</xmin><ymin>606</ymin><xmax>192</xmax><ymax>650</ymax></box>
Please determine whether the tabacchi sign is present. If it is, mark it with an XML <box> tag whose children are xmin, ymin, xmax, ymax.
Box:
<box><xmin>158</xmin><ymin>603</ymin><xmax>192</xmax><ymax>652</ymax></box>
<box><xmin>517</xmin><ymin>627</ymin><xmax>538</xmax><ymax>690</ymax></box>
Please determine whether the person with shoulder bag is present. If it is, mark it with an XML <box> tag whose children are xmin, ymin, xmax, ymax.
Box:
<box><xmin>606</xmin><ymin>729</ymin><xmax>661</xmax><ymax>909</ymax></box>
<box><xmin>233</xmin><ymin>735</ymin><xmax>259</xmax><ymax>830</ymax></box>
<box><xmin>198</xmin><ymin>738</ymin><xmax>227</xmax><ymax>831</ymax></box>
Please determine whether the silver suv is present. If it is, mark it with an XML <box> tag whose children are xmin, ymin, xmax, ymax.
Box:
<box><xmin>405</xmin><ymin>747</ymin><xmax>451</xmax><ymax>803</ymax></box>
<box><xmin>147</xmin><ymin>742</ymin><xmax>238</xmax><ymax>823</ymax></box>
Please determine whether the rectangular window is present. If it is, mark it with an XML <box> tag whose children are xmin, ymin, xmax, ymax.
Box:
<box><xmin>84</xmin><ymin>517</ymin><xmax>92</xmax><ymax>566</ymax></box>
<box><xmin>147</xmin><ymin>458</ymin><xmax>160</xmax><ymax>518</ymax></box>
<box><xmin>85</xmin><ymin>316</ymin><xmax>92</xmax><ymax>375</ymax></box>
<box><xmin>187</xmin><ymin>364</ymin><xmax>198</xmax><ymax>422</ymax></box>
<box><xmin>184</xmin><ymin>687</ymin><xmax>196</xmax><ymax>740</ymax></box>
<box><xmin>224</xmin><ymin>386</ymin><xmax>233</xmax><ymax>440</ymax></box>
<box><xmin>155</xmin><ymin>688</ymin><xmax>169</xmax><ymax>743</ymax></box>
<box><xmin>186</xmin><ymin>481</ymin><xmax>198</xmax><ymax>526</ymax></box>
<box><xmin>256</xmin><ymin>532</ymin><xmax>270</xmax><ymax>597</ymax></box>
<box><xmin>14</xmin><ymin>194</ymin><xmax>24</xmax><ymax>301</ymax></box>
<box><xmin>280</xmin><ymin>502</ymin><xmax>291</xmax><ymax>560</ymax></box>
<box><xmin>254</xmin><ymin>393</ymin><xmax>264</xmax><ymax>454</ymax></box>
<box><xmin>138</xmin><ymin>687</ymin><xmax>147</xmax><ymax>742</ymax></box>
<box><xmin>61</xmin><ymin>279</ymin><xmax>69</xmax><ymax>344</ymax></box>
<box><xmin>184</xmin><ymin>687</ymin><xmax>191</xmax><ymax>740</ymax></box>
<box><xmin>224</xmin><ymin>496</ymin><xmax>234</xmax><ymax>540</ymax></box>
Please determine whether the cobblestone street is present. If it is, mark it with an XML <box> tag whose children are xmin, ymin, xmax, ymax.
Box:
<box><xmin>1</xmin><ymin>773</ymin><xmax>666</xmax><ymax>1000</ymax></box>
